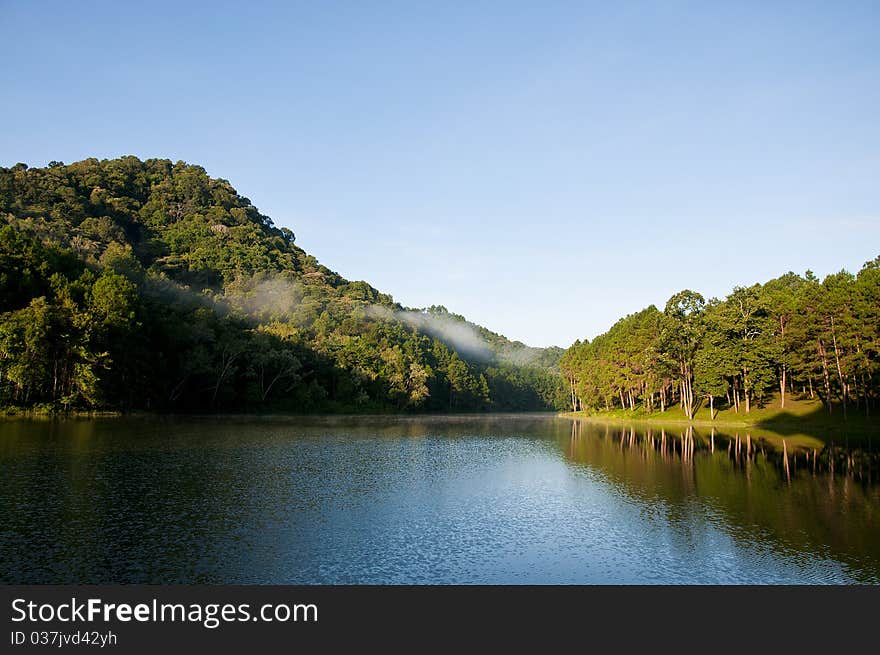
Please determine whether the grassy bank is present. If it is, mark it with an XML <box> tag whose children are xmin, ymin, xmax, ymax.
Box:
<box><xmin>562</xmin><ymin>395</ymin><xmax>879</xmax><ymax>437</ymax></box>
<box><xmin>0</xmin><ymin>406</ymin><xmax>124</xmax><ymax>419</ymax></box>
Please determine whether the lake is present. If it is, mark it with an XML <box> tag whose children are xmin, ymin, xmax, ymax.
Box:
<box><xmin>1</xmin><ymin>414</ymin><xmax>878</xmax><ymax>584</ymax></box>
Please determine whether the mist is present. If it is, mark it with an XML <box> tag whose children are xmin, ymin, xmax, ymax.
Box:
<box><xmin>224</xmin><ymin>276</ymin><xmax>303</xmax><ymax>320</ymax></box>
<box><xmin>147</xmin><ymin>274</ymin><xmax>550</xmax><ymax>368</ymax></box>
<box><xmin>144</xmin><ymin>274</ymin><xmax>304</xmax><ymax>323</ymax></box>
<box><xmin>367</xmin><ymin>305</ymin><xmax>547</xmax><ymax>365</ymax></box>
<box><xmin>398</xmin><ymin>309</ymin><xmax>492</xmax><ymax>360</ymax></box>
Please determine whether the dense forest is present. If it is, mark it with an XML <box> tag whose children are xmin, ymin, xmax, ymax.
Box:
<box><xmin>561</xmin><ymin>264</ymin><xmax>880</xmax><ymax>420</ymax></box>
<box><xmin>0</xmin><ymin>157</ymin><xmax>566</xmax><ymax>413</ymax></box>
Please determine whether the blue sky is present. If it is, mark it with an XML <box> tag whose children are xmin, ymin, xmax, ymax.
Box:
<box><xmin>2</xmin><ymin>1</ymin><xmax>878</xmax><ymax>347</ymax></box>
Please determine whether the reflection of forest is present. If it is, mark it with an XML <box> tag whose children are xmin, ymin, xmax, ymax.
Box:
<box><xmin>562</xmin><ymin>419</ymin><xmax>880</xmax><ymax>580</ymax></box>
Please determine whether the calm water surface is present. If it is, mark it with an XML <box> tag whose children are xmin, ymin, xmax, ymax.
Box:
<box><xmin>1</xmin><ymin>414</ymin><xmax>878</xmax><ymax>584</ymax></box>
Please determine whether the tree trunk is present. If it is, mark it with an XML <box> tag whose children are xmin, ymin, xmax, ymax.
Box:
<box><xmin>779</xmin><ymin>316</ymin><xmax>786</xmax><ymax>409</ymax></box>
<box><xmin>818</xmin><ymin>340</ymin><xmax>832</xmax><ymax>414</ymax></box>
<box><xmin>212</xmin><ymin>349</ymin><xmax>240</xmax><ymax>403</ymax></box>
<box><xmin>688</xmin><ymin>377</ymin><xmax>694</xmax><ymax>419</ymax></box>
<box><xmin>780</xmin><ymin>365</ymin><xmax>786</xmax><ymax>409</ymax></box>
<box><xmin>830</xmin><ymin>316</ymin><xmax>847</xmax><ymax>419</ymax></box>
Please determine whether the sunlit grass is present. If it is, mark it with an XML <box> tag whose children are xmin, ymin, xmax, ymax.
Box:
<box><xmin>563</xmin><ymin>394</ymin><xmax>879</xmax><ymax>445</ymax></box>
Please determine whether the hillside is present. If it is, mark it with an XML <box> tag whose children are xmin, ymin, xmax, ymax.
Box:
<box><xmin>0</xmin><ymin>157</ymin><xmax>565</xmax><ymax>413</ymax></box>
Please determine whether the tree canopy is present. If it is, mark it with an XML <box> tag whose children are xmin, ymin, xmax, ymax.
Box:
<box><xmin>561</xmin><ymin>260</ymin><xmax>880</xmax><ymax>419</ymax></box>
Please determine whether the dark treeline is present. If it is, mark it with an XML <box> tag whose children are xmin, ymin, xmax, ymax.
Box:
<box><xmin>0</xmin><ymin>157</ymin><xmax>566</xmax><ymax>413</ymax></box>
<box><xmin>561</xmin><ymin>264</ymin><xmax>880</xmax><ymax>419</ymax></box>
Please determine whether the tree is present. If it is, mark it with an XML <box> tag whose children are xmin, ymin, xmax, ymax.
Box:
<box><xmin>762</xmin><ymin>272</ymin><xmax>805</xmax><ymax>409</ymax></box>
<box><xmin>694</xmin><ymin>308</ymin><xmax>731</xmax><ymax>420</ymax></box>
<box><xmin>249</xmin><ymin>326</ymin><xmax>301</xmax><ymax>403</ymax></box>
<box><xmin>660</xmin><ymin>291</ymin><xmax>705</xmax><ymax>419</ymax></box>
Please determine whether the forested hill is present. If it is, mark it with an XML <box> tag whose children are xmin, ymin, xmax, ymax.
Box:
<box><xmin>561</xmin><ymin>263</ymin><xmax>880</xmax><ymax>419</ymax></box>
<box><xmin>0</xmin><ymin>157</ymin><xmax>565</xmax><ymax>413</ymax></box>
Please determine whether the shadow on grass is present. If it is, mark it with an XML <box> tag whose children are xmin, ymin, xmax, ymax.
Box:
<box><xmin>754</xmin><ymin>402</ymin><xmax>879</xmax><ymax>442</ymax></box>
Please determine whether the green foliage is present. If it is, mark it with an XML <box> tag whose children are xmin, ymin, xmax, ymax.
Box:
<box><xmin>563</xmin><ymin>263</ymin><xmax>880</xmax><ymax>419</ymax></box>
<box><xmin>0</xmin><ymin>157</ymin><xmax>564</xmax><ymax>413</ymax></box>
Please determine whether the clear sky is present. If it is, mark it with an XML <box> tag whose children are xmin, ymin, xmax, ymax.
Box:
<box><xmin>2</xmin><ymin>1</ymin><xmax>878</xmax><ymax>348</ymax></box>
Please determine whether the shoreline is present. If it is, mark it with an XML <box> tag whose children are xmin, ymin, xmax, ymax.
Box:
<box><xmin>2</xmin><ymin>405</ymin><xmax>876</xmax><ymax>437</ymax></box>
<box><xmin>0</xmin><ymin>408</ymin><xmax>559</xmax><ymax>421</ymax></box>
<box><xmin>559</xmin><ymin>410</ymin><xmax>880</xmax><ymax>436</ymax></box>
